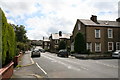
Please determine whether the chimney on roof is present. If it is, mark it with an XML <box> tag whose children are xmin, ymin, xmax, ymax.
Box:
<box><xmin>59</xmin><ymin>31</ymin><xmax>62</xmax><ymax>36</ymax></box>
<box><xmin>90</xmin><ymin>15</ymin><xmax>99</xmax><ymax>24</ymax></box>
<box><xmin>116</xmin><ymin>17</ymin><xmax>120</xmax><ymax>22</ymax></box>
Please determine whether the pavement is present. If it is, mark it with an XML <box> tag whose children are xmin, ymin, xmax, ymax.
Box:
<box><xmin>10</xmin><ymin>51</ymin><xmax>44</xmax><ymax>79</ymax></box>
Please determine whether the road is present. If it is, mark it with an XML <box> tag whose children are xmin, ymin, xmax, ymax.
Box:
<box><xmin>32</xmin><ymin>52</ymin><xmax>118</xmax><ymax>78</ymax></box>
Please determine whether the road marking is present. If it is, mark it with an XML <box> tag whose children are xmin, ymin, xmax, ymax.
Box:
<box><xmin>30</xmin><ymin>58</ymin><xmax>34</xmax><ymax>64</ymax></box>
<box><xmin>36</xmin><ymin>62</ymin><xmax>47</xmax><ymax>75</ymax></box>
<box><xmin>95</xmin><ymin>61</ymin><xmax>118</xmax><ymax>68</ymax></box>
<box><xmin>43</xmin><ymin>53</ymin><xmax>88</xmax><ymax>71</ymax></box>
<box><xmin>29</xmin><ymin>74</ymin><xmax>43</xmax><ymax>78</ymax></box>
<box><xmin>50</xmin><ymin>54</ymin><xmax>88</xmax><ymax>70</ymax></box>
<box><xmin>42</xmin><ymin>54</ymin><xmax>81</xmax><ymax>71</ymax></box>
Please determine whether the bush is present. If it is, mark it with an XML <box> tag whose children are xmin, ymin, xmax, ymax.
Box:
<box><xmin>83</xmin><ymin>50</ymin><xmax>93</xmax><ymax>55</ymax></box>
<box><xmin>58</xmin><ymin>41</ymin><xmax>66</xmax><ymax>50</ymax></box>
<box><xmin>45</xmin><ymin>49</ymin><xmax>50</xmax><ymax>52</ymax></box>
<box><xmin>70</xmin><ymin>51</ymin><xmax>75</xmax><ymax>54</ymax></box>
<box><xmin>104</xmin><ymin>52</ymin><xmax>112</xmax><ymax>56</ymax></box>
<box><xmin>74</xmin><ymin>32</ymin><xmax>85</xmax><ymax>54</ymax></box>
<box><xmin>1</xmin><ymin>8</ymin><xmax>16</xmax><ymax>66</ymax></box>
<box><xmin>17</xmin><ymin>42</ymin><xmax>30</xmax><ymax>52</ymax></box>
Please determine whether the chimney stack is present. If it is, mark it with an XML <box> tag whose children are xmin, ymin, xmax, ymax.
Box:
<box><xmin>59</xmin><ymin>31</ymin><xmax>62</xmax><ymax>36</ymax></box>
<box><xmin>43</xmin><ymin>37</ymin><xmax>44</xmax><ymax>40</ymax></box>
<box><xmin>90</xmin><ymin>15</ymin><xmax>99</xmax><ymax>24</ymax></box>
<box><xmin>116</xmin><ymin>17</ymin><xmax>120</xmax><ymax>22</ymax></box>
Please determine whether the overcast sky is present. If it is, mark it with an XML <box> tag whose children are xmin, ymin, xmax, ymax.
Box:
<box><xmin>0</xmin><ymin>0</ymin><xmax>119</xmax><ymax>40</ymax></box>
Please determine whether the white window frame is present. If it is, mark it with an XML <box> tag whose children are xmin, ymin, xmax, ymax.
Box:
<box><xmin>55</xmin><ymin>40</ymin><xmax>58</xmax><ymax>44</ymax></box>
<box><xmin>95</xmin><ymin>43</ymin><xmax>101</xmax><ymax>52</ymax></box>
<box><xmin>116</xmin><ymin>42</ymin><xmax>120</xmax><ymax>50</ymax></box>
<box><xmin>108</xmin><ymin>42</ymin><xmax>113</xmax><ymax>51</ymax></box>
<box><xmin>45</xmin><ymin>42</ymin><xmax>47</xmax><ymax>45</ymax></box>
<box><xmin>108</xmin><ymin>29</ymin><xmax>113</xmax><ymax>38</ymax></box>
<box><xmin>78</xmin><ymin>23</ymin><xmax>81</xmax><ymax>30</ymax></box>
<box><xmin>95</xmin><ymin>29</ymin><xmax>101</xmax><ymax>38</ymax></box>
<box><xmin>86</xmin><ymin>43</ymin><xmax>92</xmax><ymax>52</ymax></box>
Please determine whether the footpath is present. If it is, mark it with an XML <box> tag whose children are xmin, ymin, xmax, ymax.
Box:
<box><xmin>10</xmin><ymin>51</ymin><xmax>44</xmax><ymax>80</ymax></box>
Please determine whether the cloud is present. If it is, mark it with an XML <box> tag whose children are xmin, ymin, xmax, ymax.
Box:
<box><xmin>0</xmin><ymin>0</ymin><xmax>118</xmax><ymax>40</ymax></box>
<box><xmin>0</xmin><ymin>0</ymin><xmax>38</xmax><ymax>20</ymax></box>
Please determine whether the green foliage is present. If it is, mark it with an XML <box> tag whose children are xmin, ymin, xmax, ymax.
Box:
<box><xmin>10</xmin><ymin>24</ymin><xmax>28</xmax><ymax>43</ymax></box>
<box><xmin>10</xmin><ymin>23</ymin><xmax>30</xmax><ymax>52</ymax></box>
<box><xmin>70</xmin><ymin>51</ymin><xmax>75</xmax><ymax>54</ymax></box>
<box><xmin>0</xmin><ymin>8</ymin><xmax>2</xmax><ymax>67</ymax></box>
<box><xmin>84</xmin><ymin>49</ymin><xmax>92</xmax><ymax>55</ymax></box>
<box><xmin>103</xmin><ymin>52</ymin><xmax>112</xmax><ymax>56</ymax></box>
<box><xmin>74</xmin><ymin>32</ymin><xmax>85</xmax><ymax>54</ymax></box>
<box><xmin>17</xmin><ymin>42</ymin><xmax>30</xmax><ymax>51</ymax></box>
<box><xmin>58</xmin><ymin>41</ymin><xmax>66</xmax><ymax>50</ymax></box>
<box><xmin>1</xmin><ymin>8</ymin><xmax>16</xmax><ymax>66</ymax></box>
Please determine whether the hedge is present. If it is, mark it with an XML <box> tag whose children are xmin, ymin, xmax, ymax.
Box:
<box><xmin>1</xmin><ymin>8</ymin><xmax>16</xmax><ymax>67</ymax></box>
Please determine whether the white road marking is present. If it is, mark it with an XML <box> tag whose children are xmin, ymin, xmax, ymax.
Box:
<box><xmin>43</xmin><ymin>53</ymin><xmax>88</xmax><ymax>70</ymax></box>
<box><xmin>29</xmin><ymin>52</ymin><xmax>35</xmax><ymax>64</ymax></box>
<box><xmin>95</xmin><ymin>61</ymin><xmax>118</xmax><ymax>68</ymax></box>
<box><xmin>51</xmin><ymin>60</ymin><xmax>57</xmax><ymax>62</ymax></box>
<box><xmin>36</xmin><ymin>62</ymin><xmax>47</xmax><ymax>75</ymax></box>
<box><xmin>42</xmin><ymin>54</ymin><xmax>81</xmax><ymax>71</ymax></box>
<box><xmin>30</xmin><ymin>58</ymin><xmax>34</xmax><ymax>64</ymax></box>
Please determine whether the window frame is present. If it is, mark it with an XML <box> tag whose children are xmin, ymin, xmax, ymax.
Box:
<box><xmin>108</xmin><ymin>42</ymin><xmax>114</xmax><ymax>51</ymax></box>
<box><xmin>95</xmin><ymin>29</ymin><xmax>101</xmax><ymax>38</ymax></box>
<box><xmin>95</xmin><ymin>42</ymin><xmax>101</xmax><ymax>52</ymax></box>
<box><xmin>78</xmin><ymin>23</ymin><xmax>81</xmax><ymax>30</ymax></box>
<box><xmin>86</xmin><ymin>42</ymin><xmax>92</xmax><ymax>52</ymax></box>
<box><xmin>116</xmin><ymin>42</ymin><xmax>120</xmax><ymax>50</ymax></box>
<box><xmin>108</xmin><ymin>29</ymin><xmax>113</xmax><ymax>38</ymax></box>
<box><xmin>55</xmin><ymin>39</ymin><xmax>59</xmax><ymax>44</ymax></box>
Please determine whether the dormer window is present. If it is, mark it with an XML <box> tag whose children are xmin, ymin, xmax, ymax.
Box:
<box><xmin>105</xmin><ymin>21</ymin><xmax>109</xmax><ymax>25</ymax></box>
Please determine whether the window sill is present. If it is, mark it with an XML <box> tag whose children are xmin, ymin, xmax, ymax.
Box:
<box><xmin>95</xmin><ymin>38</ymin><xmax>101</xmax><ymax>39</ymax></box>
<box><xmin>108</xmin><ymin>37</ymin><xmax>113</xmax><ymax>39</ymax></box>
<box><xmin>95</xmin><ymin>51</ymin><xmax>101</xmax><ymax>53</ymax></box>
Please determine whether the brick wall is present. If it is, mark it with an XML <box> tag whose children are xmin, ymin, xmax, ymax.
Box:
<box><xmin>0</xmin><ymin>62</ymin><xmax>14</xmax><ymax>80</ymax></box>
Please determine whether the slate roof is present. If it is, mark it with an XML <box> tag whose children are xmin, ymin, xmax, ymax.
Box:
<box><xmin>51</xmin><ymin>33</ymin><xmax>71</xmax><ymax>39</ymax></box>
<box><xmin>79</xmin><ymin>19</ymin><xmax>120</xmax><ymax>27</ymax></box>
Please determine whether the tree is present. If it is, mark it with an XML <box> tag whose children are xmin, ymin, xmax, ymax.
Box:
<box><xmin>1</xmin><ymin>8</ymin><xmax>16</xmax><ymax>66</ymax></box>
<box><xmin>58</xmin><ymin>41</ymin><xmax>66</xmax><ymax>50</ymax></box>
<box><xmin>10</xmin><ymin>24</ymin><xmax>27</xmax><ymax>43</ymax></box>
<box><xmin>10</xmin><ymin>24</ymin><xmax>30</xmax><ymax>52</ymax></box>
<box><xmin>74</xmin><ymin>32</ymin><xmax>85</xmax><ymax>54</ymax></box>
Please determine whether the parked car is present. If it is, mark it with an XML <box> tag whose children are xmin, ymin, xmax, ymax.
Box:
<box><xmin>31</xmin><ymin>49</ymin><xmax>41</xmax><ymax>57</ymax></box>
<box><xmin>57</xmin><ymin>49</ymin><xmax>69</xmax><ymax>58</ymax></box>
<box><xmin>112</xmin><ymin>50</ymin><xmax>120</xmax><ymax>58</ymax></box>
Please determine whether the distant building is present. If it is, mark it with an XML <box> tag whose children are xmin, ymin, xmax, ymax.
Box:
<box><xmin>42</xmin><ymin>37</ymin><xmax>50</xmax><ymax>50</ymax></box>
<box><xmin>71</xmin><ymin>15</ymin><xmax>120</xmax><ymax>53</ymax></box>
<box><xmin>50</xmin><ymin>31</ymin><xmax>71</xmax><ymax>52</ymax></box>
<box><xmin>30</xmin><ymin>40</ymin><xmax>42</xmax><ymax>46</ymax></box>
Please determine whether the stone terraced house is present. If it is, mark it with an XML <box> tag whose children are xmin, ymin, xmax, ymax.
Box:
<box><xmin>50</xmin><ymin>31</ymin><xmax>71</xmax><ymax>52</ymax></box>
<box><xmin>71</xmin><ymin>15</ymin><xmax>120</xmax><ymax>54</ymax></box>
